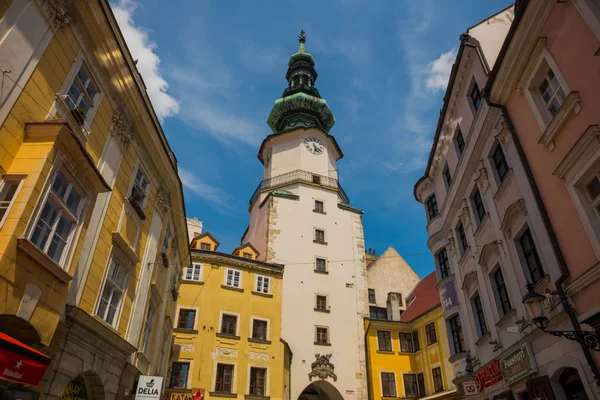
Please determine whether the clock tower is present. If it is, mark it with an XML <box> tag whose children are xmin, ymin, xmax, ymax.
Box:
<box><xmin>243</xmin><ymin>31</ymin><xmax>368</xmax><ymax>400</ymax></box>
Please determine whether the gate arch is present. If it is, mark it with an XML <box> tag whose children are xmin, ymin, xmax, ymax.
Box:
<box><xmin>298</xmin><ymin>381</ymin><xmax>344</xmax><ymax>400</ymax></box>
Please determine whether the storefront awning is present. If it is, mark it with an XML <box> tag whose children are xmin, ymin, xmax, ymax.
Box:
<box><xmin>0</xmin><ymin>332</ymin><xmax>51</xmax><ymax>386</ymax></box>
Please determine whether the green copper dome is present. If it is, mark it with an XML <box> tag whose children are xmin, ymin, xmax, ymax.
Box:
<box><xmin>266</xmin><ymin>31</ymin><xmax>336</xmax><ymax>133</ymax></box>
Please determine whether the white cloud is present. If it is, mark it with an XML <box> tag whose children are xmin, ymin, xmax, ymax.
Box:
<box><xmin>179</xmin><ymin>168</ymin><xmax>237</xmax><ymax>214</ymax></box>
<box><xmin>425</xmin><ymin>48</ymin><xmax>457</xmax><ymax>91</ymax></box>
<box><xmin>112</xmin><ymin>1</ymin><xmax>179</xmax><ymax>120</ymax></box>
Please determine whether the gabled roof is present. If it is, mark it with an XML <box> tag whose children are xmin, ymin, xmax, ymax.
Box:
<box><xmin>233</xmin><ymin>242</ymin><xmax>260</xmax><ymax>257</ymax></box>
<box><xmin>399</xmin><ymin>272</ymin><xmax>440</xmax><ymax>322</ymax></box>
<box><xmin>191</xmin><ymin>231</ymin><xmax>220</xmax><ymax>250</ymax></box>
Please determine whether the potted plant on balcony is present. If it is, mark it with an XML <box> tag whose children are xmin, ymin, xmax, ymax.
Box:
<box><xmin>128</xmin><ymin>190</ymin><xmax>147</xmax><ymax>220</ymax></box>
<box><xmin>71</xmin><ymin>106</ymin><xmax>86</xmax><ymax>125</ymax></box>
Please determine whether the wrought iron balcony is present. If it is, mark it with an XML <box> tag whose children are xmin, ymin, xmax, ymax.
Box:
<box><xmin>249</xmin><ymin>169</ymin><xmax>350</xmax><ymax>206</ymax></box>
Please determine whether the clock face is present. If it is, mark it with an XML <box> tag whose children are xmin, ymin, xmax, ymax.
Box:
<box><xmin>304</xmin><ymin>137</ymin><xmax>325</xmax><ymax>155</ymax></box>
<box><xmin>265</xmin><ymin>148</ymin><xmax>272</xmax><ymax>168</ymax></box>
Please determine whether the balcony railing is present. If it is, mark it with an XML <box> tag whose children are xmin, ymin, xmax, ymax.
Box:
<box><xmin>249</xmin><ymin>169</ymin><xmax>350</xmax><ymax>206</ymax></box>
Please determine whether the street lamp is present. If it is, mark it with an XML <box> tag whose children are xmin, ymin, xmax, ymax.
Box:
<box><xmin>521</xmin><ymin>283</ymin><xmax>600</xmax><ymax>351</ymax></box>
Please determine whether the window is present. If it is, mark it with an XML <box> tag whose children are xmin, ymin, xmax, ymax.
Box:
<box><xmin>221</xmin><ymin>314</ymin><xmax>237</xmax><ymax>336</ymax></box>
<box><xmin>252</xmin><ymin>319</ymin><xmax>268</xmax><ymax>341</ymax></box>
<box><xmin>537</xmin><ymin>66</ymin><xmax>566</xmax><ymax>118</ymax></box>
<box><xmin>381</xmin><ymin>373</ymin><xmax>396</xmax><ymax>397</ymax></box>
<box><xmin>316</xmin><ymin>295</ymin><xmax>327</xmax><ymax>311</ymax></box>
<box><xmin>417</xmin><ymin>373</ymin><xmax>426</xmax><ymax>397</ymax></box>
<box><xmin>200</xmin><ymin>242</ymin><xmax>211</xmax><ymax>251</ymax></box>
<box><xmin>315</xmin><ymin>326</ymin><xmax>329</xmax><ymax>344</ymax></box>
<box><xmin>314</xmin><ymin>200</ymin><xmax>324</xmax><ymax>213</ymax></box>
<box><xmin>185</xmin><ymin>264</ymin><xmax>202</xmax><ymax>281</ymax></box>
<box><xmin>369</xmin><ymin>306</ymin><xmax>387</xmax><ymax>320</ymax></box>
<box><xmin>177</xmin><ymin>309</ymin><xmax>196</xmax><ymax>330</ymax></box>
<box><xmin>437</xmin><ymin>248</ymin><xmax>451</xmax><ymax>279</ymax></box>
<box><xmin>471</xmin><ymin>188</ymin><xmax>486</xmax><ymax>225</ymax></box>
<box><xmin>449</xmin><ymin>315</ymin><xmax>465</xmax><ymax>354</ymax></box>
<box><xmin>215</xmin><ymin>364</ymin><xmax>234</xmax><ymax>393</ymax></box>
<box><xmin>169</xmin><ymin>362</ymin><xmax>190</xmax><ymax>388</ymax></box>
<box><xmin>312</xmin><ymin>175</ymin><xmax>321</xmax><ymax>184</ymax></box>
<box><xmin>399</xmin><ymin>333</ymin><xmax>415</xmax><ymax>353</ymax></box>
<box><xmin>243</xmin><ymin>252</ymin><xmax>253</xmax><ymax>259</ymax></box>
<box><xmin>454</xmin><ymin>125</ymin><xmax>465</xmax><ymax>158</ymax></box>
<box><xmin>161</xmin><ymin>229</ymin><xmax>171</xmax><ymax>267</ymax></box>
<box><xmin>226</xmin><ymin>269</ymin><xmax>241</xmax><ymax>288</ymax></box>
<box><xmin>0</xmin><ymin>176</ymin><xmax>23</xmax><ymax>228</ymax></box>
<box><xmin>492</xmin><ymin>267</ymin><xmax>512</xmax><ymax>317</ymax></box>
<box><xmin>426</xmin><ymin>322</ymin><xmax>437</xmax><ymax>345</ymax></box>
<box><xmin>130</xmin><ymin>167</ymin><xmax>150</xmax><ymax>209</ymax></box>
<box><xmin>66</xmin><ymin>62</ymin><xmax>100</xmax><ymax>119</ymax></box>
<box><xmin>443</xmin><ymin>164</ymin><xmax>452</xmax><ymax>189</ymax></box>
<box><xmin>30</xmin><ymin>169</ymin><xmax>85</xmax><ymax>264</ymax></box>
<box><xmin>249</xmin><ymin>367</ymin><xmax>266</xmax><ymax>396</ymax></box>
<box><xmin>404</xmin><ymin>374</ymin><xmax>419</xmax><ymax>397</ymax></box>
<box><xmin>472</xmin><ymin>293</ymin><xmax>488</xmax><ymax>337</ymax></box>
<box><xmin>141</xmin><ymin>305</ymin><xmax>155</xmax><ymax>353</ymax></box>
<box><xmin>518</xmin><ymin>228</ymin><xmax>545</xmax><ymax>284</ymax></box>
<box><xmin>456</xmin><ymin>221</ymin><xmax>468</xmax><ymax>255</ymax></box>
<box><xmin>426</xmin><ymin>194</ymin><xmax>439</xmax><ymax>220</ymax></box>
<box><xmin>314</xmin><ymin>229</ymin><xmax>326</xmax><ymax>243</ymax></box>
<box><xmin>469</xmin><ymin>80</ymin><xmax>482</xmax><ymax>113</ymax></box>
<box><xmin>585</xmin><ymin>173</ymin><xmax>600</xmax><ymax>217</ymax></box>
<box><xmin>377</xmin><ymin>331</ymin><xmax>392</xmax><ymax>351</ymax></box>
<box><xmin>492</xmin><ymin>144</ymin><xmax>509</xmax><ymax>183</ymax></box>
<box><xmin>432</xmin><ymin>367</ymin><xmax>444</xmax><ymax>393</ymax></box>
<box><xmin>412</xmin><ymin>331</ymin><xmax>420</xmax><ymax>352</ymax></box>
<box><xmin>256</xmin><ymin>275</ymin><xmax>270</xmax><ymax>293</ymax></box>
<box><xmin>315</xmin><ymin>258</ymin><xmax>327</xmax><ymax>272</ymax></box>
<box><xmin>368</xmin><ymin>288</ymin><xmax>376</xmax><ymax>304</ymax></box>
<box><xmin>96</xmin><ymin>257</ymin><xmax>129</xmax><ymax>326</ymax></box>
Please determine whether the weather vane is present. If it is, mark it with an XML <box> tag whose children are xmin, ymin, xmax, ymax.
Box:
<box><xmin>298</xmin><ymin>30</ymin><xmax>306</xmax><ymax>44</ymax></box>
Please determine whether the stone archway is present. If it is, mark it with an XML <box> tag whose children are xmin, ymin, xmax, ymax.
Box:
<box><xmin>298</xmin><ymin>381</ymin><xmax>344</xmax><ymax>400</ymax></box>
<box><xmin>58</xmin><ymin>371</ymin><xmax>106</xmax><ymax>400</ymax></box>
<box><xmin>547</xmin><ymin>356</ymin><xmax>595</xmax><ymax>400</ymax></box>
<box><xmin>553</xmin><ymin>367</ymin><xmax>590</xmax><ymax>400</ymax></box>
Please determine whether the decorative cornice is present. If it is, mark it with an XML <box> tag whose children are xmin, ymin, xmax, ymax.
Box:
<box><xmin>516</xmin><ymin>37</ymin><xmax>548</xmax><ymax>91</ymax></box>
<box><xmin>191</xmin><ymin>250</ymin><xmax>284</xmax><ymax>276</ymax></box>
<box><xmin>553</xmin><ymin>124</ymin><xmax>600</xmax><ymax>179</ymax></box>
<box><xmin>566</xmin><ymin>261</ymin><xmax>600</xmax><ymax>296</ymax></box>
<box><xmin>38</xmin><ymin>0</ymin><xmax>73</xmax><ymax>31</ymax></box>
<box><xmin>156</xmin><ymin>183</ymin><xmax>171</xmax><ymax>215</ymax></box>
<box><xmin>461</xmin><ymin>271</ymin><xmax>478</xmax><ymax>292</ymax></box>
<box><xmin>538</xmin><ymin>91</ymin><xmax>582</xmax><ymax>151</ymax></box>
<box><xmin>495</xmin><ymin>121</ymin><xmax>512</xmax><ymax>148</ymax></box>
<box><xmin>477</xmin><ymin>240</ymin><xmax>502</xmax><ymax>269</ymax></box>
<box><xmin>499</xmin><ymin>198</ymin><xmax>527</xmax><ymax>235</ymax></box>
<box><xmin>110</xmin><ymin>106</ymin><xmax>134</xmax><ymax>147</ymax></box>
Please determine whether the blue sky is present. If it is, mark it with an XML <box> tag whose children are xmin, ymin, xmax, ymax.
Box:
<box><xmin>113</xmin><ymin>0</ymin><xmax>511</xmax><ymax>278</ymax></box>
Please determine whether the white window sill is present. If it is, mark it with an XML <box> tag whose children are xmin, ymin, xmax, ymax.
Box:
<box><xmin>538</xmin><ymin>91</ymin><xmax>582</xmax><ymax>151</ymax></box>
<box><xmin>17</xmin><ymin>237</ymin><xmax>73</xmax><ymax>283</ymax></box>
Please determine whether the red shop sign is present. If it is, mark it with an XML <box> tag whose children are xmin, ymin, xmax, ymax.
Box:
<box><xmin>0</xmin><ymin>332</ymin><xmax>51</xmax><ymax>386</ymax></box>
<box><xmin>475</xmin><ymin>359</ymin><xmax>503</xmax><ymax>392</ymax></box>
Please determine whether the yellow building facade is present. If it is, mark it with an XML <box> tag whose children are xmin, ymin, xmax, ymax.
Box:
<box><xmin>0</xmin><ymin>1</ymin><xmax>188</xmax><ymax>399</ymax></box>
<box><xmin>168</xmin><ymin>232</ymin><xmax>290</xmax><ymax>400</ymax></box>
<box><xmin>365</xmin><ymin>274</ymin><xmax>460</xmax><ymax>400</ymax></box>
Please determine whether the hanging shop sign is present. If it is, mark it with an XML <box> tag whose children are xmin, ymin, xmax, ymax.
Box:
<box><xmin>135</xmin><ymin>375</ymin><xmax>164</xmax><ymax>400</ymax></box>
<box><xmin>462</xmin><ymin>380</ymin><xmax>479</xmax><ymax>396</ymax></box>
<box><xmin>475</xmin><ymin>359</ymin><xmax>503</xmax><ymax>392</ymax></box>
<box><xmin>0</xmin><ymin>332</ymin><xmax>51</xmax><ymax>386</ymax></box>
<box><xmin>499</xmin><ymin>344</ymin><xmax>537</xmax><ymax>385</ymax></box>
<box><xmin>440</xmin><ymin>280</ymin><xmax>458</xmax><ymax>313</ymax></box>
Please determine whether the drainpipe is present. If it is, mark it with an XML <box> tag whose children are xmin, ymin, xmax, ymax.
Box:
<box><xmin>364</xmin><ymin>320</ymin><xmax>372</xmax><ymax>400</ymax></box>
<box><xmin>486</xmin><ymin>99</ymin><xmax>600</xmax><ymax>387</ymax></box>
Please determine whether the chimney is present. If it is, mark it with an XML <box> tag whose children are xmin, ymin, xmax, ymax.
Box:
<box><xmin>386</xmin><ymin>292</ymin><xmax>402</xmax><ymax>321</ymax></box>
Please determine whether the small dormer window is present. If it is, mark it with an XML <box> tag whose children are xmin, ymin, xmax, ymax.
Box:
<box><xmin>243</xmin><ymin>252</ymin><xmax>252</xmax><ymax>259</ymax></box>
<box><xmin>200</xmin><ymin>243</ymin><xmax>211</xmax><ymax>251</ymax></box>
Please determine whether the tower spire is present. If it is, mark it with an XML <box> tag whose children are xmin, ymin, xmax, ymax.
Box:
<box><xmin>298</xmin><ymin>30</ymin><xmax>306</xmax><ymax>53</ymax></box>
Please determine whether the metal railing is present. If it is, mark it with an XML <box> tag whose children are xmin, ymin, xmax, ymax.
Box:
<box><xmin>249</xmin><ymin>169</ymin><xmax>350</xmax><ymax>206</ymax></box>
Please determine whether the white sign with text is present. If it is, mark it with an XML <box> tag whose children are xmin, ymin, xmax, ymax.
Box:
<box><xmin>135</xmin><ymin>375</ymin><xmax>164</xmax><ymax>400</ymax></box>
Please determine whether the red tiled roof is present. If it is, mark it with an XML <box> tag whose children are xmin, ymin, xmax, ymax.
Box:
<box><xmin>399</xmin><ymin>272</ymin><xmax>440</xmax><ymax>322</ymax></box>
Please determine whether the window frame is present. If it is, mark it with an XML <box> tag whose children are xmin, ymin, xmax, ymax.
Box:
<box><xmin>403</xmin><ymin>373</ymin><xmax>419</xmax><ymax>398</ymax></box>
<box><xmin>369</xmin><ymin>306</ymin><xmax>387</xmax><ymax>320</ymax></box>
<box><xmin>454</xmin><ymin>125</ymin><xmax>465</xmax><ymax>158</ymax></box>
<box><xmin>492</xmin><ymin>266</ymin><xmax>512</xmax><ymax>317</ymax></box>
<box><xmin>315</xmin><ymin>257</ymin><xmax>327</xmax><ymax>273</ymax></box>
<box><xmin>377</xmin><ymin>330</ymin><xmax>392</xmax><ymax>352</ymax></box>
<box><xmin>517</xmin><ymin>228</ymin><xmax>545</xmax><ymax>285</ymax></box>
<box><xmin>59</xmin><ymin>56</ymin><xmax>103</xmax><ymax>127</ymax></box>
<box><xmin>399</xmin><ymin>332</ymin><xmax>414</xmax><ymax>353</ymax></box>
<box><xmin>491</xmin><ymin>143</ymin><xmax>510</xmax><ymax>184</ymax></box>
<box><xmin>200</xmin><ymin>242</ymin><xmax>211</xmax><ymax>251</ymax></box>
<box><xmin>468</xmin><ymin>79</ymin><xmax>482</xmax><ymax>114</ymax></box>
<box><xmin>314</xmin><ymin>199</ymin><xmax>325</xmax><ymax>213</ymax></box>
<box><xmin>381</xmin><ymin>372</ymin><xmax>397</xmax><ymax>398</ymax></box>
<box><xmin>95</xmin><ymin>252</ymin><xmax>130</xmax><ymax>328</ymax></box>
<box><xmin>177</xmin><ymin>308</ymin><xmax>197</xmax><ymax>331</ymax></box>
<box><xmin>28</xmin><ymin>165</ymin><xmax>87</xmax><ymax>267</ymax></box>
<box><xmin>437</xmin><ymin>248</ymin><xmax>451</xmax><ymax>279</ymax></box>
<box><xmin>432</xmin><ymin>367</ymin><xmax>444</xmax><ymax>393</ymax></box>
<box><xmin>185</xmin><ymin>263</ymin><xmax>203</xmax><ymax>281</ymax></box>
<box><xmin>169</xmin><ymin>362</ymin><xmax>190</xmax><ymax>388</ymax></box>
<box><xmin>471</xmin><ymin>292</ymin><xmax>488</xmax><ymax>338</ymax></box>
<box><xmin>315</xmin><ymin>326</ymin><xmax>329</xmax><ymax>345</ymax></box>
<box><xmin>448</xmin><ymin>314</ymin><xmax>465</xmax><ymax>354</ymax></box>
<box><xmin>368</xmin><ymin>288</ymin><xmax>376</xmax><ymax>304</ymax></box>
<box><xmin>215</xmin><ymin>363</ymin><xmax>234</xmax><ymax>394</ymax></box>
<box><xmin>443</xmin><ymin>163</ymin><xmax>452</xmax><ymax>190</ymax></box>
<box><xmin>140</xmin><ymin>303</ymin><xmax>156</xmax><ymax>354</ymax></box>
<box><xmin>426</xmin><ymin>194</ymin><xmax>439</xmax><ymax>221</ymax></box>
<box><xmin>220</xmin><ymin>312</ymin><xmax>239</xmax><ymax>336</ymax></box>
<box><xmin>456</xmin><ymin>221</ymin><xmax>468</xmax><ymax>256</ymax></box>
<box><xmin>471</xmin><ymin>187</ymin><xmax>486</xmax><ymax>226</ymax></box>
<box><xmin>255</xmin><ymin>275</ymin><xmax>270</xmax><ymax>294</ymax></box>
<box><xmin>249</xmin><ymin>367</ymin><xmax>267</xmax><ymax>396</ymax></box>
<box><xmin>0</xmin><ymin>175</ymin><xmax>25</xmax><ymax>229</ymax></box>
<box><xmin>315</xmin><ymin>294</ymin><xmax>328</xmax><ymax>311</ymax></box>
<box><xmin>251</xmin><ymin>318</ymin><xmax>269</xmax><ymax>341</ymax></box>
<box><xmin>425</xmin><ymin>322</ymin><xmax>437</xmax><ymax>346</ymax></box>
<box><xmin>225</xmin><ymin>268</ymin><xmax>242</xmax><ymax>288</ymax></box>
<box><xmin>314</xmin><ymin>228</ymin><xmax>326</xmax><ymax>244</ymax></box>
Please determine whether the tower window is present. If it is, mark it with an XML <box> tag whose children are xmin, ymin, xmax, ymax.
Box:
<box><xmin>315</xmin><ymin>326</ymin><xmax>329</xmax><ymax>345</ymax></box>
<box><xmin>315</xmin><ymin>258</ymin><xmax>327</xmax><ymax>272</ymax></box>
<box><xmin>368</xmin><ymin>289</ymin><xmax>376</xmax><ymax>304</ymax></box>
<box><xmin>314</xmin><ymin>229</ymin><xmax>326</xmax><ymax>244</ymax></box>
<box><xmin>314</xmin><ymin>200</ymin><xmax>324</xmax><ymax>213</ymax></box>
<box><xmin>425</xmin><ymin>194</ymin><xmax>439</xmax><ymax>221</ymax></box>
<box><xmin>312</xmin><ymin>175</ymin><xmax>321</xmax><ymax>185</ymax></box>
